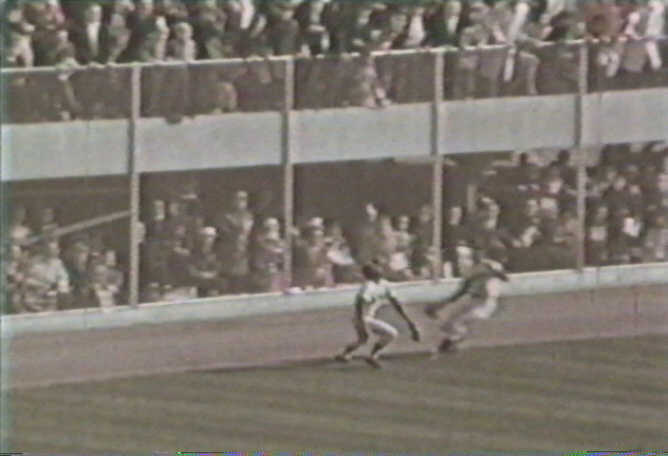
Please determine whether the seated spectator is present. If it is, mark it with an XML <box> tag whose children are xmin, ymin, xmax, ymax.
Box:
<box><xmin>216</xmin><ymin>190</ymin><xmax>254</xmax><ymax>293</ymax></box>
<box><xmin>643</xmin><ymin>213</ymin><xmax>668</xmax><ymax>262</ymax></box>
<box><xmin>21</xmin><ymin>239</ymin><xmax>70</xmax><ymax>313</ymax></box>
<box><xmin>188</xmin><ymin>226</ymin><xmax>224</xmax><ymax>297</ymax></box>
<box><xmin>250</xmin><ymin>217</ymin><xmax>285</xmax><ymax>293</ymax></box>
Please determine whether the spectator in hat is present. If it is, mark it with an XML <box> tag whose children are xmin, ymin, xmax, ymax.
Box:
<box><xmin>188</xmin><ymin>226</ymin><xmax>224</xmax><ymax>297</ymax></box>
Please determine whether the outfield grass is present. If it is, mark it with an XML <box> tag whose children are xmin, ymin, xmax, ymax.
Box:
<box><xmin>7</xmin><ymin>335</ymin><xmax>668</xmax><ymax>454</ymax></box>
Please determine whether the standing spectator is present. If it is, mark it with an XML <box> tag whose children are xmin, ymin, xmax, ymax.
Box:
<box><xmin>26</xmin><ymin>0</ymin><xmax>67</xmax><ymax>66</ymax></box>
<box><xmin>70</xmin><ymin>3</ymin><xmax>107</xmax><ymax>64</ymax></box>
<box><xmin>162</xmin><ymin>21</ymin><xmax>197</xmax><ymax>120</ymax></box>
<box><xmin>156</xmin><ymin>0</ymin><xmax>189</xmax><ymax>28</ymax></box>
<box><xmin>620</xmin><ymin>0</ymin><xmax>665</xmax><ymax>75</ymax></box>
<box><xmin>188</xmin><ymin>226</ymin><xmax>223</xmax><ymax>297</ymax></box>
<box><xmin>643</xmin><ymin>214</ymin><xmax>668</xmax><ymax>262</ymax></box>
<box><xmin>442</xmin><ymin>205</ymin><xmax>468</xmax><ymax>277</ymax></box>
<box><xmin>103</xmin><ymin>250</ymin><xmax>125</xmax><ymax>301</ymax></box>
<box><xmin>295</xmin><ymin>0</ymin><xmax>331</xmax><ymax>55</ymax></box>
<box><xmin>41</xmin><ymin>27</ymin><xmax>82</xmax><ymax>120</ymax></box>
<box><xmin>324</xmin><ymin>220</ymin><xmax>361</xmax><ymax>284</ymax></box>
<box><xmin>584</xmin><ymin>0</ymin><xmax>624</xmax><ymax>83</ymax></box>
<box><xmin>191</xmin><ymin>0</ymin><xmax>229</xmax><ymax>59</ymax></box>
<box><xmin>165</xmin><ymin>222</ymin><xmax>192</xmax><ymax>288</ymax></box>
<box><xmin>412</xmin><ymin>204</ymin><xmax>435</xmax><ymax>275</ymax></box>
<box><xmin>5</xmin><ymin>243</ymin><xmax>28</xmax><ymax>314</ymax></box>
<box><xmin>21</xmin><ymin>240</ymin><xmax>70</xmax><ymax>313</ymax></box>
<box><xmin>293</xmin><ymin>223</ymin><xmax>334</xmax><ymax>289</ymax></box>
<box><xmin>38</xmin><ymin>207</ymin><xmax>59</xmax><ymax>236</ymax></box>
<box><xmin>63</xmin><ymin>236</ymin><xmax>91</xmax><ymax>307</ymax></box>
<box><xmin>9</xmin><ymin>206</ymin><xmax>33</xmax><ymax>246</ymax></box>
<box><xmin>353</xmin><ymin>202</ymin><xmax>381</xmax><ymax>266</ymax></box>
<box><xmin>105</xmin><ymin>0</ymin><xmax>133</xmax><ymax>64</ymax></box>
<box><xmin>265</xmin><ymin>1</ymin><xmax>304</xmax><ymax>56</ymax></box>
<box><xmin>142</xmin><ymin>199</ymin><xmax>169</xmax><ymax>286</ymax></box>
<box><xmin>250</xmin><ymin>217</ymin><xmax>285</xmax><ymax>293</ymax></box>
<box><xmin>216</xmin><ymin>190</ymin><xmax>254</xmax><ymax>293</ymax></box>
<box><xmin>388</xmin><ymin>215</ymin><xmax>414</xmax><ymax>281</ymax></box>
<box><xmin>85</xmin><ymin>262</ymin><xmax>117</xmax><ymax>310</ymax></box>
<box><xmin>586</xmin><ymin>204</ymin><xmax>610</xmax><ymax>266</ymax></box>
<box><xmin>4</xmin><ymin>2</ymin><xmax>36</xmax><ymax>67</ymax></box>
<box><xmin>424</xmin><ymin>0</ymin><xmax>464</xmax><ymax>48</ymax></box>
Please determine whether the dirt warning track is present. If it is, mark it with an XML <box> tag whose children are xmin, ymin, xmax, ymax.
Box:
<box><xmin>6</xmin><ymin>284</ymin><xmax>668</xmax><ymax>389</ymax></box>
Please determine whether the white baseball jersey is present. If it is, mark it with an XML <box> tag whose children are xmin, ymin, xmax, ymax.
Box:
<box><xmin>355</xmin><ymin>279</ymin><xmax>397</xmax><ymax>319</ymax></box>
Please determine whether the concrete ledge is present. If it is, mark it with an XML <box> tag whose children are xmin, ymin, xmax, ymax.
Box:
<box><xmin>3</xmin><ymin>263</ymin><xmax>667</xmax><ymax>337</ymax></box>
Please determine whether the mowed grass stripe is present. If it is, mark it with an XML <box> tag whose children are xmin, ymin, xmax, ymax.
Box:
<box><xmin>9</xmin><ymin>335</ymin><xmax>668</xmax><ymax>453</ymax></box>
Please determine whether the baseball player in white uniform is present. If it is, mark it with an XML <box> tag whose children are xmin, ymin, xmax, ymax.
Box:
<box><xmin>426</xmin><ymin>250</ymin><xmax>510</xmax><ymax>355</ymax></box>
<box><xmin>335</xmin><ymin>262</ymin><xmax>421</xmax><ymax>368</ymax></box>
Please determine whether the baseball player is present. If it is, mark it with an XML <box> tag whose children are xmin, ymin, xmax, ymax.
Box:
<box><xmin>335</xmin><ymin>262</ymin><xmax>421</xmax><ymax>368</ymax></box>
<box><xmin>425</xmin><ymin>249</ymin><xmax>510</xmax><ymax>355</ymax></box>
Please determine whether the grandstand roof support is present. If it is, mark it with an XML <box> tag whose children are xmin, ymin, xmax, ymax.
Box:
<box><xmin>128</xmin><ymin>66</ymin><xmax>141</xmax><ymax>307</ymax></box>
<box><xmin>432</xmin><ymin>50</ymin><xmax>445</xmax><ymax>280</ymax></box>
<box><xmin>575</xmin><ymin>42</ymin><xmax>589</xmax><ymax>272</ymax></box>
<box><xmin>282</xmin><ymin>58</ymin><xmax>296</xmax><ymax>289</ymax></box>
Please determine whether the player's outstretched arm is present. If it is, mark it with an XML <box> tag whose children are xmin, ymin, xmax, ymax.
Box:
<box><xmin>425</xmin><ymin>277</ymin><xmax>471</xmax><ymax>318</ymax></box>
<box><xmin>389</xmin><ymin>297</ymin><xmax>421</xmax><ymax>342</ymax></box>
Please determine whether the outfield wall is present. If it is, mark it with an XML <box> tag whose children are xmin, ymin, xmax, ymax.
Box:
<box><xmin>3</xmin><ymin>262</ymin><xmax>667</xmax><ymax>338</ymax></box>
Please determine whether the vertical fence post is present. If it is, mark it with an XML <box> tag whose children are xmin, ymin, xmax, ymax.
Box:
<box><xmin>282</xmin><ymin>58</ymin><xmax>295</xmax><ymax>291</ymax></box>
<box><xmin>575</xmin><ymin>42</ymin><xmax>589</xmax><ymax>271</ymax></box>
<box><xmin>128</xmin><ymin>65</ymin><xmax>141</xmax><ymax>307</ymax></box>
<box><xmin>431</xmin><ymin>50</ymin><xmax>445</xmax><ymax>280</ymax></box>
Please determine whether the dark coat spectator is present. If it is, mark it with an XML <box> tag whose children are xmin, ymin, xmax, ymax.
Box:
<box><xmin>250</xmin><ymin>218</ymin><xmax>285</xmax><ymax>293</ymax></box>
<box><xmin>188</xmin><ymin>227</ymin><xmax>224</xmax><ymax>297</ymax></box>
<box><xmin>216</xmin><ymin>191</ymin><xmax>254</xmax><ymax>292</ymax></box>
<box><xmin>293</xmin><ymin>225</ymin><xmax>334</xmax><ymax>289</ymax></box>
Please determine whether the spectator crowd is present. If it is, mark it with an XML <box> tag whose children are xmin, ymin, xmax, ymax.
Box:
<box><xmin>5</xmin><ymin>206</ymin><xmax>126</xmax><ymax>313</ymax></box>
<box><xmin>4</xmin><ymin>141</ymin><xmax>668</xmax><ymax>312</ymax></box>
<box><xmin>4</xmin><ymin>0</ymin><xmax>667</xmax><ymax>121</ymax></box>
